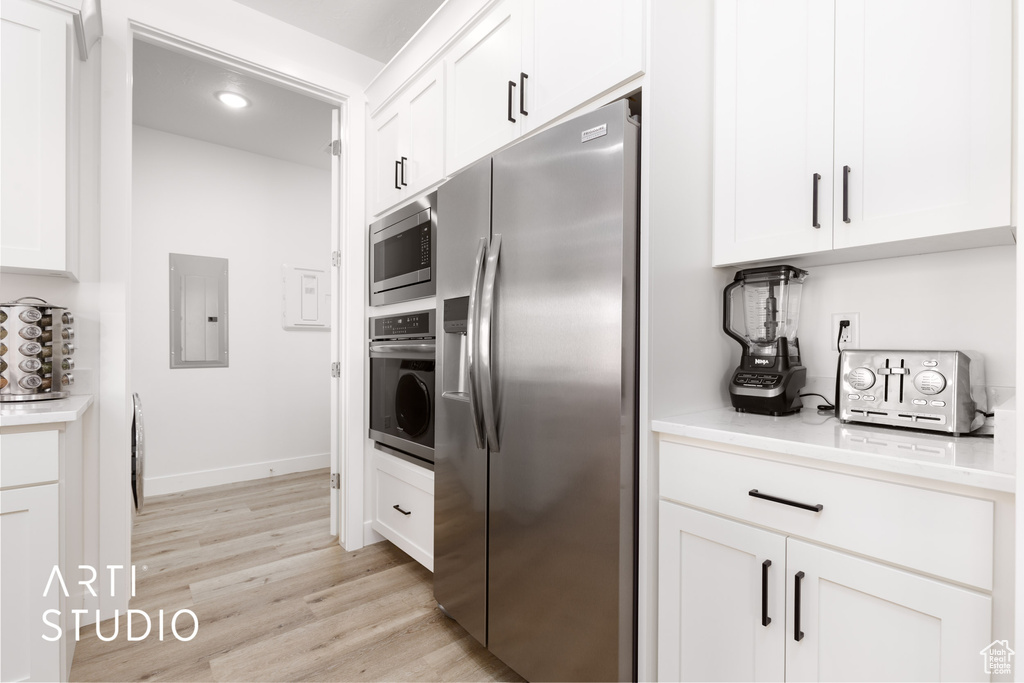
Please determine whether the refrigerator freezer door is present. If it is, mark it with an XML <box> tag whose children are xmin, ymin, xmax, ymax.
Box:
<box><xmin>434</xmin><ymin>158</ymin><xmax>492</xmax><ymax>646</ymax></box>
<box><xmin>487</xmin><ymin>100</ymin><xmax>639</xmax><ymax>682</ymax></box>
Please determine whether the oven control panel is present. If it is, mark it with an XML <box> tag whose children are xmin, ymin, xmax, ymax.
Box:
<box><xmin>371</xmin><ymin>309</ymin><xmax>435</xmax><ymax>340</ymax></box>
<box><xmin>838</xmin><ymin>350</ymin><xmax>981</xmax><ymax>436</ymax></box>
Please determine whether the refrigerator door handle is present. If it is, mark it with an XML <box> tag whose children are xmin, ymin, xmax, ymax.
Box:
<box><xmin>478</xmin><ymin>233</ymin><xmax>502</xmax><ymax>453</ymax></box>
<box><xmin>466</xmin><ymin>237</ymin><xmax>488</xmax><ymax>449</ymax></box>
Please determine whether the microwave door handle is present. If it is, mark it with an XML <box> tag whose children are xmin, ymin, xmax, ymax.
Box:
<box><xmin>478</xmin><ymin>234</ymin><xmax>502</xmax><ymax>453</ymax></box>
<box><xmin>466</xmin><ymin>237</ymin><xmax>488</xmax><ymax>449</ymax></box>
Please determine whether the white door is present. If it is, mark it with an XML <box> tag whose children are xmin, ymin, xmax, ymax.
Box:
<box><xmin>370</xmin><ymin>102</ymin><xmax>405</xmax><ymax>216</ymax></box>
<box><xmin>405</xmin><ymin>63</ymin><xmax>445</xmax><ymax>195</ymax></box>
<box><xmin>0</xmin><ymin>0</ymin><xmax>69</xmax><ymax>274</ymax></box>
<box><xmin>1</xmin><ymin>484</ymin><xmax>61</xmax><ymax>683</ymax></box>
<box><xmin>785</xmin><ymin>539</ymin><xmax>992</xmax><ymax>682</ymax></box>
<box><xmin>658</xmin><ymin>502</ymin><xmax>786</xmax><ymax>682</ymax></box>
<box><xmin>445</xmin><ymin>0</ymin><xmax>522</xmax><ymax>174</ymax></box>
<box><xmin>832</xmin><ymin>0</ymin><xmax>1011</xmax><ymax>248</ymax></box>
<box><xmin>520</xmin><ymin>0</ymin><xmax>643</xmax><ymax>133</ymax></box>
<box><xmin>712</xmin><ymin>0</ymin><xmax>834</xmax><ymax>266</ymax></box>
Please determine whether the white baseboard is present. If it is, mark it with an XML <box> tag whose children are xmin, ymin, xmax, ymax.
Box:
<box><xmin>363</xmin><ymin>519</ymin><xmax>386</xmax><ymax>547</ymax></box>
<box><xmin>144</xmin><ymin>453</ymin><xmax>330</xmax><ymax>496</ymax></box>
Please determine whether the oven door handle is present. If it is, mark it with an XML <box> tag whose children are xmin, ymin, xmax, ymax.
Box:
<box><xmin>466</xmin><ymin>237</ymin><xmax>488</xmax><ymax>450</ymax></box>
<box><xmin>478</xmin><ymin>233</ymin><xmax>501</xmax><ymax>453</ymax></box>
<box><xmin>368</xmin><ymin>342</ymin><xmax>436</xmax><ymax>358</ymax></box>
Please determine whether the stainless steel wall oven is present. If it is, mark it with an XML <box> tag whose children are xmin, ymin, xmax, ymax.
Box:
<box><xmin>369</xmin><ymin>192</ymin><xmax>437</xmax><ymax>306</ymax></box>
<box><xmin>368</xmin><ymin>309</ymin><xmax>435</xmax><ymax>465</ymax></box>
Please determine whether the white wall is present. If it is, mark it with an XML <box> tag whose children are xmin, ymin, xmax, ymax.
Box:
<box><xmin>131</xmin><ymin>125</ymin><xmax>331</xmax><ymax>493</ymax></box>
<box><xmin>798</xmin><ymin>246</ymin><xmax>1017</xmax><ymax>389</ymax></box>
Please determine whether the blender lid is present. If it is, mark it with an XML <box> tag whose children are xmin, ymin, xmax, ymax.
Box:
<box><xmin>732</xmin><ymin>264</ymin><xmax>808</xmax><ymax>282</ymax></box>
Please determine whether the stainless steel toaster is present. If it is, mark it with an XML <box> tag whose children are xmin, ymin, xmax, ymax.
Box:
<box><xmin>838</xmin><ymin>350</ymin><xmax>983</xmax><ymax>436</ymax></box>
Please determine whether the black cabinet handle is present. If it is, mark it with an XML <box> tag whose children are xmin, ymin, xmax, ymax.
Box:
<box><xmin>394</xmin><ymin>160</ymin><xmax>401</xmax><ymax>190</ymax></box>
<box><xmin>507</xmin><ymin>80</ymin><xmax>516</xmax><ymax>123</ymax></box>
<box><xmin>761</xmin><ymin>560</ymin><xmax>772</xmax><ymax>627</ymax></box>
<box><xmin>520</xmin><ymin>72</ymin><xmax>529</xmax><ymax>115</ymax></box>
<box><xmin>748</xmin><ymin>489</ymin><xmax>823</xmax><ymax>513</ymax></box>
<box><xmin>812</xmin><ymin>173</ymin><xmax>821</xmax><ymax>228</ymax></box>
<box><xmin>393</xmin><ymin>504</ymin><xmax>411</xmax><ymax>516</ymax></box>
<box><xmin>794</xmin><ymin>571</ymin><xmax>805</xmax><ymax>641</ymax></box>
<box><xmin>842</xmin><ymin>165</ymin><xmax>851</xmax><ymax>223</ymax></box>
<box><xmin>400</xmin><ymin>156</ymin><xmax>408</xmax><ymax>187</ymax></box>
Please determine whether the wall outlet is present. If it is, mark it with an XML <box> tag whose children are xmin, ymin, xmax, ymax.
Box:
<box><xmin>831</xmin><ymin>312</ymin><xmax>860</xmax><ymax>351</ymax></box>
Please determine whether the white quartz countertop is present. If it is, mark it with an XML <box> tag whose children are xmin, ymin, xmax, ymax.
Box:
<box><xmin>0</xmin><ymin>395</ymin><xmax>94</xmax><ymax>427</ymax></box>
<box><xmin>653</xmin><ymin>407</ymin><xmax>1014</xmax><ymax>493</ymax></box>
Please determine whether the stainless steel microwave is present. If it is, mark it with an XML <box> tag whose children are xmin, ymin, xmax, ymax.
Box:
<box><xmin>369</xmin><ymin>192</ymin><xmax>436</xmax><ymax>306</ymax></box>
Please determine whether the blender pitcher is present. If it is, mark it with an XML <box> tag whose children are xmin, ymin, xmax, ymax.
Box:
<box><xmin>723</xmin><ymin>265</ymin><xmax>808</xmax><ymax>415</ymax></box>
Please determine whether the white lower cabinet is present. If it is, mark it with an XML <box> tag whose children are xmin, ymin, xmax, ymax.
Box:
<box><xmin>371</xmin><ymin>451</ymin><xmax>434</xmax><ymax>571</ymax></box>
<box><xmin>658</xmin><ymin>439</ymin><xmax>995</xmax><ymax>682</ymax></box>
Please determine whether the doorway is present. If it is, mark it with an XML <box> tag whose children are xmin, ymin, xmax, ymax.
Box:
<box><xmin>128</xmin><ymin>35</ymin><xmax>342</xmax><ymax>529</ymax></box>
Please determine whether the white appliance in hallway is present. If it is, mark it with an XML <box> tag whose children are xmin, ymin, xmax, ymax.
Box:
<box><xmin>433</xmin><ymin>99</ymin><xmax>640</xmax><ymax>682</ymax></box>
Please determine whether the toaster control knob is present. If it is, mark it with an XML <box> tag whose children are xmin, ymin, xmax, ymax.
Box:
<box><xmin>914</xmin><ymin>370</ymin><xmax>946</xmax><ymax>395</ymax></box>
<box><xmin>848</xmin><ymin>367</ymin><xmax>876</xmax><ymax>391</ymax></box>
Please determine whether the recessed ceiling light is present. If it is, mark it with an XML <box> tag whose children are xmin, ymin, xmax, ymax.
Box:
<box><xmin>215</xmin><ymin>91</ymin><xmax>250</xmax><ymax>109</ymax></box>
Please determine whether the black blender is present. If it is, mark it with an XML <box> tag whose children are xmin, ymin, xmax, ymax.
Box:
<box><xmin>723</xmin><ymin>265</ymin><xmax>808</xmax><ymax>415</ymax></box>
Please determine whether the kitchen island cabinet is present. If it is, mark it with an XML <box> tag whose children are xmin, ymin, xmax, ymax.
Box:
<box><xmin>655</xmin><ymin>409</ymin><xmax>1013</xmax><ymax>682</ymax></box>
<box><xmin>1</xmin><ymin>396</ymin><xmax>93</xmax><ymax>682</ymax></box>
<box><xmin>713</xmin><ymin>0</ymin><xmax>1012</xmax><ymax>267</ymax></box>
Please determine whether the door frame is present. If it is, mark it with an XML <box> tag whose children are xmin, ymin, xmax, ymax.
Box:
<box><xmin>98</xmin><ymin>17</ymin><xmax>366</xmax><ymax>614</ymax></box>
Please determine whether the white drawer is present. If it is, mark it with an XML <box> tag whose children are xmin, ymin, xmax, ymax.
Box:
<box><xmin>660</xmin><ymin>440</ymin><xmax>994</xmax><ymax>590</ymax></box>
<box><xmin>372</xmin><ymin>452</ymin><xmax>434</xmax><ymax>571</ymax></box>
<box><xmin>0</xmin><ymin>430</ymin><xmax>59</xmax><ymax>488</ymax></box>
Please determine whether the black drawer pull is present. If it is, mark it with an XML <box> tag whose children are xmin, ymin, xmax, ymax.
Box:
<box><xmin>761</xmin><ymin>559</ymin><xmax>772</xmax><ymax>627</ymax></box>
<box><xmin>400</xmin><ymin>157</ymin><xmax>408</xmax><ymax>186</ymax></box>
<box><xmin>394</xmin><ymin>160</ymin><xmax>401</xmax><ymax>190</ymax></box>
<box><xmin>519</xmin><ymin>72</ymin><xmax>529</xmax><ymax>115</ymax></box>
<box><xmin>393</xmin><ymin>504</ymin><xmax>412</xmax><ymax>516</ymax></box>
<box><xmin>507</xmin><ymin>80</ymin><xmax>516</xmax><ymax>123</ymax></box>
<box><xmin>748</xmin><ymin>489</ymin><xmax>823</xmax><ymax>513</ymax></box>
<box><xmin>794</xmin><ymin>571</ymin><xmax>805</xmax><ymax>642</ymax></box>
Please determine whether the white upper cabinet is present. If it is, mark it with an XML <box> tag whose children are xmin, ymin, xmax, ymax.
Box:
<box><xmin>713</xmin><ymin>0</ymin><xmax>1011</xmax><ymax>267</ymax></box>
<box><xmin>1</xmin><ymin>0</ymin><xmax>76</xmax><ymax>277</ymax></box>
<box><xmin>445</xmin><ymin>0</ymin><xmax>524</xmax><ymax>175</ymax></box>
<box><xmin>369</xmin><ymin>63</ymin><xmax>445</xmax><ymax>216</ymax></box>
<box><xmin>713</xmin><ymin>0</ymin><xmax>835</xmax><ymax>265</ymax></box>
<box><xmin>446</xmin><ymin>0</ymin><xmax>644</xmax><ymax>174</ymax></box>
<box><xmin>832</xmin><ymin>0</ymin><xmax>1011</xmax><ymax>249</ymax></box>
<box><xmin>520</xmin><ymin>0</ymin><xmax>644</xmax><ymax>133</ymax></box>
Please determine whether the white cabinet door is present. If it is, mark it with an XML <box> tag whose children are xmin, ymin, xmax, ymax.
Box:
<box><xmin>832</xmin><ymin>0</ymin><xmax>1011</xmax><ymax>249</ymax></box>
<box><xmin>520</xmin><ymin>0</ymin><xmax>643</xmax><ymax>133</ymax></box>
<box><xmin>445</xmin><ymin>0</ymin><xmax>523</xmax><ymax>174</ymax></box>
<box><xmin>659</xmin><ymin>502</ymin><xmax>786</xmax><ymax>682</ymax></box>
<box><xmin>1</xmin><ymin>484</ymin><xmax>61</xmax><ymax>683</ymax></box>
<box><xmin>713</xmin><ymin>0</ymin><xmax>835</xmax><ymax>266</ymax></box>
<box><xmin>786</xmin><ymin>539</ymin><xmax>991</xmax><ymax>682</ymax></box>
<box><xmin>405</xmin><ymin>63</ymin><xmax>445</xmax><ymax>196</ymax></box>
<box><xmin>0</xmin><ymin>0</ymin><xmax>71</xmax><ymax>275</ymax></box>
<box><xmin>370</xmin><ymin>102</ymin><xmax>404</xmax><ymax>216</ymax></box>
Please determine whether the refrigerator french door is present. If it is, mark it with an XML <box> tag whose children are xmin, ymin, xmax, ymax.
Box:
<box><xmin>435</xmin><ymin>99</ymin><xmax>639</xmax><ymax>683</ymax></box>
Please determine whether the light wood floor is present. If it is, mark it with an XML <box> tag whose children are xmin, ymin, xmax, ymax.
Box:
<box><xmin>70</xmin><ymin>469</ymin><xmax>523</xmax><ymax>682</ymax></box>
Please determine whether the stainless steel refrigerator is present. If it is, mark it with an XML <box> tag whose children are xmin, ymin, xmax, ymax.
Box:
<box><xmin>434</xmin><ymin>99</ymin><xmax>639</xmax><ymax>682</ymax></box>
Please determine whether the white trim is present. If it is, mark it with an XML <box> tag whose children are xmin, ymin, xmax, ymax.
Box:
<box><xmin>143</xmin><ymin>453</ymin><xmax>331</xmax><ymax>496</ymax></box>
<box><xmin>363</xmin><ymin>519</ymin><xmax>386</xmax><ymax>546</ymax></box>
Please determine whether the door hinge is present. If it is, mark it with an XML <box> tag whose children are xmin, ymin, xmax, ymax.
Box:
<box><xmin>331</xmin><ymin>362</ymin><xmax>341</xmax><ymax>378</ymax></box>
<box><xmin>332</xmin><ymin>250</ymin><xmax>341</xmax><ymax>267</ymax></box>
<box><xmin>331</xmin><ymin>140</ymin><xmax>342</xmax><ymax>156</ymax></box>
<box><xmin>331</xmin><ymin>473</ymin><xmax>340</xmax><ymax>489</ymax></box>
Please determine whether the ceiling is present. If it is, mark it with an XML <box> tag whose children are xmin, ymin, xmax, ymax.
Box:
<box><xmin>133</xmin><ymin>40</ymin><xmax>338</xmax><ymax>169</ymax></box>
<box><xmin>132</xmin><ymin>1</ymin><xmax>445</xmax><ymax>170</ymax></box>
<box><xmin>230</xmin><ymin>0</ymin><xmax>446</xmax><ymax>64</ymax></box>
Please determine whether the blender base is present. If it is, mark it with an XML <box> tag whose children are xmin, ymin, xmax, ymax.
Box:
<box><xmin>728</xmin><ymin>365</ymin><xmax>807</xmax><ymax>416</ymax></box>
